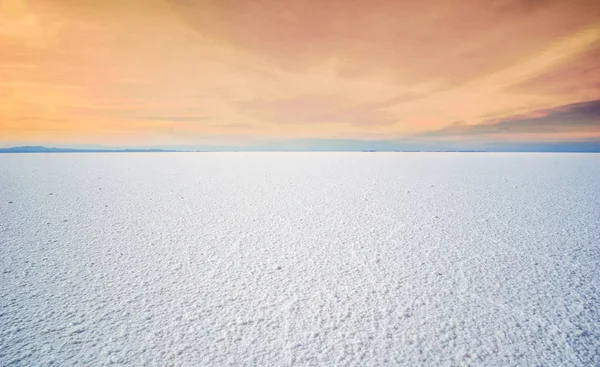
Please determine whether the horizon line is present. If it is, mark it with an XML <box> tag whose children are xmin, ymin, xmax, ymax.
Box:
<box><xmin>1</xmin><ymin>144</ymin><xmax>600</xmax><ymax>153</ymax></box>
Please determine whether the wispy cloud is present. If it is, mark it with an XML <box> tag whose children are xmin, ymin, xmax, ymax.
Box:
<box><xmin>419</xmin><ymin>100</ymin><xmax>600</xmax><ymax>140</ymax></box>
<box><xmin>1</xmin><ymin>0</ymin><xmax>599</xmax><ymax>147</ymax></box>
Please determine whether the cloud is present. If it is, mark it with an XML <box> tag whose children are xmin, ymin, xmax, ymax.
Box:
<box><xmin>121</xmin><ymin>115</ymin><xmax>206</xmax><ymax>122</ymax></box>
<box><xmin>507</xmin><ymin>46</ymin><xmax>600</xmax><ymax>96</ymax></box>
<box><xmin>236</xmin><ymin>94</ymin><xmax>410</xmax><ymax>127</ymax></box>
<box><xmin>1</xmin><ymin>0</ymin><xmax>600</xmax><ymax>146</ymax></box>
<box><xmin>419</xmin><ymin>99</ymin><xmax>600</xmax><ymax>140</ymax></box>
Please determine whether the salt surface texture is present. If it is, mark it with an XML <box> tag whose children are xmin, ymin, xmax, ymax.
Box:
<box><xmin>1</xmin><ymin>153</ymin><xmax>599</xmax><ymax>366</ymax></box>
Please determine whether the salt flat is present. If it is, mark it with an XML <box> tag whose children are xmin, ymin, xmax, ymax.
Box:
<box><xmin>1</xmin><ymin>153</ymin><xmax>599</xmax><ymax>366</ymax></box>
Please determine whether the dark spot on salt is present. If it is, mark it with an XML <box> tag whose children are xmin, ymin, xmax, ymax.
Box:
<box><xmin>8</xmin><ymin>201</ymin><xmax>13</xmax><ymax>204</ymax></box>
<box><xmin>63</xmin><ymin>219</ymin><xmax>68</xmax><ymax>222</ymax></box>
<box><xmin>49</xmin><ymin>193</ymin><xmax>53</xmax><ymax>195</ymax></box>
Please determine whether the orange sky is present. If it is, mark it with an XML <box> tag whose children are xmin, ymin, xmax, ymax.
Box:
<box><xmin>1</xmin><ymin>0</ymin><xmax>600</xmax><ymax>147</ymax></box>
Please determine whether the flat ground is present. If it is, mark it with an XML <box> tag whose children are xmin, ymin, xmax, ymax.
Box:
<box><xmin>1</xmin><ymin>153</ymin><xmax>599</xmax><ymax>366</ymax></box>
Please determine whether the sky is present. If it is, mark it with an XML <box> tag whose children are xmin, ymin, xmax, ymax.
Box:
<box><xmin>1</xmin><ymin>0</ymin><xmax>600</xmax><ymax>150</ymax></box>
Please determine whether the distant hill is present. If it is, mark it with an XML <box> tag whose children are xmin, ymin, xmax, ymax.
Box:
<box><xmin>0</xmin><ymin>146</ymin><xmax>179</xmax><ymax>153</ymax></box>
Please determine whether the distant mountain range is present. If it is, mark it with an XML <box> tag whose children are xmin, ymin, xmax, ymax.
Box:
<box><xmin>0</xmin><ymin>146</ymin><xmax>180</xmax><ymax>153</ymax></box>
<box><xmin>1</xmin><ymin>144</ymin><xmax>598</xmax><ymax>153</ymax></box>
<box><xmin>1</xmin><ymin>146</ymin><xmax>488</xmax><ymax>153</ymax></box>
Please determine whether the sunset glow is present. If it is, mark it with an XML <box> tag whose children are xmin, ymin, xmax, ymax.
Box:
<box><xmin>1</xmin><ymin>0</ymin><xmax>599</xmax><ymax>149</ymax></box>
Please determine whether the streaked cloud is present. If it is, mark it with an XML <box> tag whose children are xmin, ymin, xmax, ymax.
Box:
<box><xmin>419</xmin><ymin>100</ymin><xmax>600</xmax><ymax>140</ymax></box>
<box><xmin>1</xmin><ymin>0</ymin><xmax>599</xmax><ymax>147</ymax></box>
